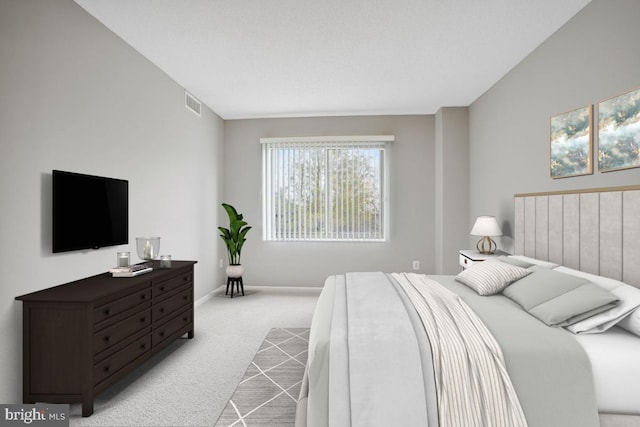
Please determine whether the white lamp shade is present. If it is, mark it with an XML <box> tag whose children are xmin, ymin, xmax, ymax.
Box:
<box><xmin>470</xmin><ymin>216</ymin><xmax>502</xmax><ymax>237</ymax></box>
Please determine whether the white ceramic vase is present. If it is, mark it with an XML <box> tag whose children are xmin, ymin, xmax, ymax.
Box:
<box><xmin>226</xmin><ymin>264</ymin><xmax>244</xmax><ymax>278</ymax></box>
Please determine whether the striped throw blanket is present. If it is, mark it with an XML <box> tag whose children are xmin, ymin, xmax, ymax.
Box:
<box><xmin>391</xmin><ymin>273</ymin><xmax>528</xmax><ymax>427</ymax></box>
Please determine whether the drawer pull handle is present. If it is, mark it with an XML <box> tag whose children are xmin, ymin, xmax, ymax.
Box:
<box><xmin>183</xmin><ymin>296</ymin><xmax>188</xmax><ymax>300</ymax></box>
<box><xmin>159</xmin><ymin>332</ymin><xmax>165</xmax><ymax>337</ymax></box>
<box><xmin>103</xmin><ymin>309</ymin><xmax>111</xmax><ymax>316</ymax></box>
<box><xmin>159</xmin><ymin>286</ymin><xmax>165</xmax><ymax>292</ymax></box>
<box><xmin>103</xmin><ymin>335</ymin><xmax>110</xmax><ymax>342</ymax></box>
<box><xmin>183</xmin><ymin>317</ymin><xmax>188</xmax><ymax>322</ymax></box>
<box><xmin>183</xmin><ymin>277</ymin><xmax>187</xmax><ymax>281</ymax></box>
<box><xmin>140</xmin><ymin>317</ymin><xmax>146</xmax><ymax>323</ymax></box>
<box><xmin>103</xmin><ymin>366</ymin><xmax>110</xmax><ymax>373</ymax></box>
<box><xmin>159</xmin><ymin>308</ymin><xmax>165</xmax><ymax>313</ymax></box>
<box><xmin>140</xmin><ymin>343</ymin><xmax>146</xmax><ymax>349</ymax></box>
<box><xmin>140</xmin><ymin>294</ymin><xmax>147</xmax><ymax>300</ymax></box>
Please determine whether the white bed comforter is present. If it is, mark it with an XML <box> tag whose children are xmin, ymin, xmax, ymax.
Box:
<box><xmin>299</xmin><ymin>272</ymin><xmax>601</xmax><ymax>427</ymax></box>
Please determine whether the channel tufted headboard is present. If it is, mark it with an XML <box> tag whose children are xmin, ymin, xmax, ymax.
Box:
<box><xmin>514</xmin><ymin>185</ymin><xmax>640</xmax><ymax>288</ymax></box>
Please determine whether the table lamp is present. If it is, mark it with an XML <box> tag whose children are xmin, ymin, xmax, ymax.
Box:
<box><xmin>470</xmin><ymin>215</ymin><xmax>502</xmax><ymax>254</ymax></box>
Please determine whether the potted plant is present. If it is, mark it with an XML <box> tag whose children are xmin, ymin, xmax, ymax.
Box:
<box><xmin>218</xmin><ymin>203</ymin><xmax>251</xmax><ymax>278</ymax></box>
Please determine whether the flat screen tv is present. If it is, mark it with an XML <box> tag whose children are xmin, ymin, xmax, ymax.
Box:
<box><xmin>52</xmin><ymin>170</ymin><xmax>128</xmax><ymax>253</ymax></box>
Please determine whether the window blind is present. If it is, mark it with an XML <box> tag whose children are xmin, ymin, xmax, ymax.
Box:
<box><xmin>261</xmin><ymin>136</ymin><xmax>391</xmax><ymax>241</ymax></box>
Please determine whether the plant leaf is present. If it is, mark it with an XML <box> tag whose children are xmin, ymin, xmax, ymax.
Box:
<box><xmin>222</xmin><ymin>203</ymin><xmax>239</xmax><ymax>222</ymax></box>
<box><xmin>219</xmin><ymin>203</ymin><xmax>251</xmax><ymax>264</ymax></box>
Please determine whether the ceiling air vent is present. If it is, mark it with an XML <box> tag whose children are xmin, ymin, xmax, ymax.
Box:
<box><xmin>185</xmin><ymin>91</ymin><xmax>201</xmax><ymax>117</ymax></box>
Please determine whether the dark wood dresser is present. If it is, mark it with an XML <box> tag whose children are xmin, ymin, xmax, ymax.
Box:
<box><xmin>15</xmin><ymin>260</ymin><xmax>197</xmax><ymax>416</ymax></box>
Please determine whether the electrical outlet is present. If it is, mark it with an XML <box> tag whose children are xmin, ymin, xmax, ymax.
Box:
<box><xmin>412</xmin><ymin>260</ymin><xmax>420</xmax><ymax>270</ymax></box>
<box><xmin>219</xmin><ymin>259</ymin><xmax>223</xmax><ymax>268</ymax></box>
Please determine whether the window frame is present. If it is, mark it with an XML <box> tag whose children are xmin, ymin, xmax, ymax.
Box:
<box><xmin>261</xmin><ymin>135</ymin><xmax>393</xmax><ymax>242</ymax></box>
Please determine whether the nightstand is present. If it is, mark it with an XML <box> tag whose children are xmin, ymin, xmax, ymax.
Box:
<box><xmin>459</xmin><ymin>249</ymin><xmax>509</xmax><ymax>269</ymax></box>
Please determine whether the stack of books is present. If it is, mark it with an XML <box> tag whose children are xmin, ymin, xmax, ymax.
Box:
<box><xmin>109</xmin><ymin>264</ymin><xmax>153</xmax><ymax>277</ymax></box>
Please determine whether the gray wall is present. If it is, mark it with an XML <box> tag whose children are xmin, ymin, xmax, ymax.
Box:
<box><xmin>469</xmin><ymin>0</ymin><xmax>640</xmax><ymax>253</ymax></box>
<box><xmin>223</xmin><ymin>116</ymin><xmax>435</xmax><ymax>286</ymax></box>
<box><xmin>0</xmin><ymin>0</ymin><xmax>225</xmax><ymax>404</ymax></box>
<box><xmin>435</xmin><ymin>107</ymin><xmax>469</xmax><ymax>274</ymax></box>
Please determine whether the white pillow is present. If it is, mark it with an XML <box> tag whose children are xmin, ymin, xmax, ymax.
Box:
<box><xmin>617</xmin><ymin>309</ymin><xmax>640</xmax><ymax>336</ymax></box>
<box><xmin>556</xmin><ymin>267</ymin><xmax>640</xmax><ymax>334</ymax></box>
<box><xmin>455</xmin><ymin>260</ymin><xmax>531</xmax><ymax>296</ymax></box>
<box><xmin>508</xmin><ymin>255</ymin><xmax>559</xmax><ymax>269</ymax></box>
<box><xmin>553</xmin><ymin>266</ymin><xmax>626</xmax><ymax>291</ymax></box>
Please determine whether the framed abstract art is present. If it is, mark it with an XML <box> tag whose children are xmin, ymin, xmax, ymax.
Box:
<box><xmin>550</xmin><ymin>105</ymin><xmax>593</xmax><ymax>179</ymax></box>
<box><xmin>598</xmin><ymin>87</ymin><xmax>640</xmax><ymax>172</ymax></box>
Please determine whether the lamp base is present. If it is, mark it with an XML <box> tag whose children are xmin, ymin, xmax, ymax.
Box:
<box><xmin>476</xmin><ymin>236</ymin><xmax>497</xmax><ymax>255</ymax></box>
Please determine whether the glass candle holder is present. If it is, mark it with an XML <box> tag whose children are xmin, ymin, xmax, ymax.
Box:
<box><xmin>117</xmin><ymin>251</ymin><xmax>130</xmax><ymax>267</ymax></box>
<box><xmin>136</xmin><ymin>237</ymin><xmax>160</xmax><ymax>260</ymax></box>
<box><xmin>160</xmin><ymin>255</ymin><xmax>172</xmax><ymax>268</ymax></box>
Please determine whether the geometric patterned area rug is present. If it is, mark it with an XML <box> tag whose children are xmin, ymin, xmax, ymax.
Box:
<box><xmin>214</xmin><ymin>328</ymin><xmax>310</xmax><ymax>427</ymax></box>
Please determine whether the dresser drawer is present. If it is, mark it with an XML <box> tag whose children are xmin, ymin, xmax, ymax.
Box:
<box><xmin>154</xmin><ymin>271</ymin><xmax>192</xmax><ymax>301</ymax></box>
<box><xmin>153</xmin><ymin>308</ymin><xmax>193</xmax><ymax>347</ymax></box>
<box><xmin>153</xmin><ymin>285</ymin><xmax>192</xmax><ymax>322</ymax></box>
<box><xmin>94</xmin><ymin>335</ymin><xmax>151</xmax><ymax>386</ymax></box>
<box><xmin>94</xmin><ymin>288</ymin><xmax>151</xmax><ymax>325</ymax></box>
<box><xmin>94</xmin><ymin>309</ymin><xmax>151</xmax><ymax>354</ymax></box>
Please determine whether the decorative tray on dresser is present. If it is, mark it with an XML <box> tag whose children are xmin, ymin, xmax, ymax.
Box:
<box><xmin>15</xmin><ymin>260</ymin><xmax>197</xmax><ymax>416</ymax></box>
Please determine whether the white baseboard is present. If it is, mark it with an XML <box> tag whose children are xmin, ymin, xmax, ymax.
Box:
<box><xmin>249</xmin><ymin>285</ymin><xmax>324</xmax><ymax>292</ymax></box>
<box><xmin>194</xmin><ymin>285</ymin><xmax>322</xmax><ymax>307</ymax></box>
<box><xmin>194</xmin><ymin>286</ymin><xmax>224</xmax><ymax>307</ymax></box>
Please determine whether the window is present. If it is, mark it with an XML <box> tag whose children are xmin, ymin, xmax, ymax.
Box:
<box><xmin>261</xmin><ymin>135</ymin><xmax>392</xmax><ymax>241</ymax></box>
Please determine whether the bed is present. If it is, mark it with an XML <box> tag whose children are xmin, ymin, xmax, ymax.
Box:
<box><xmin>296</xmin><ymin>186</ymin><xmax>640</xmax><ymax>427</ymax></box>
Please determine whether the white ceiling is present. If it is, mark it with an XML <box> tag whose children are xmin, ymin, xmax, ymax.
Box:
<box><xmin>74</xmin><ymin>0</ymin><xmax>591</xmax><ymax>120</ymax></box>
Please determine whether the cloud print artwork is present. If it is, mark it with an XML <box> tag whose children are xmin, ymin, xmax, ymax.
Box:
<box><xmin>550</xmin><ymin>105</ymin><xmax>593</xmax><ymax>178</ymax></box>
<box><xmin>598</xmin><ymin>87</ymin><xmax>640</xmax><ymax>172</ymax></box>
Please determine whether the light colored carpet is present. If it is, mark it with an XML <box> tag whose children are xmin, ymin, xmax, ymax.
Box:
<box><xmin>214</xmin><ymin>328</ymin><xmax>310</xmax><ymax>426</ymax></box>
<box><xmin>67</xmin><ymin>286</ymin><xmax>321</xmax><ymax>427</ymax></box>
